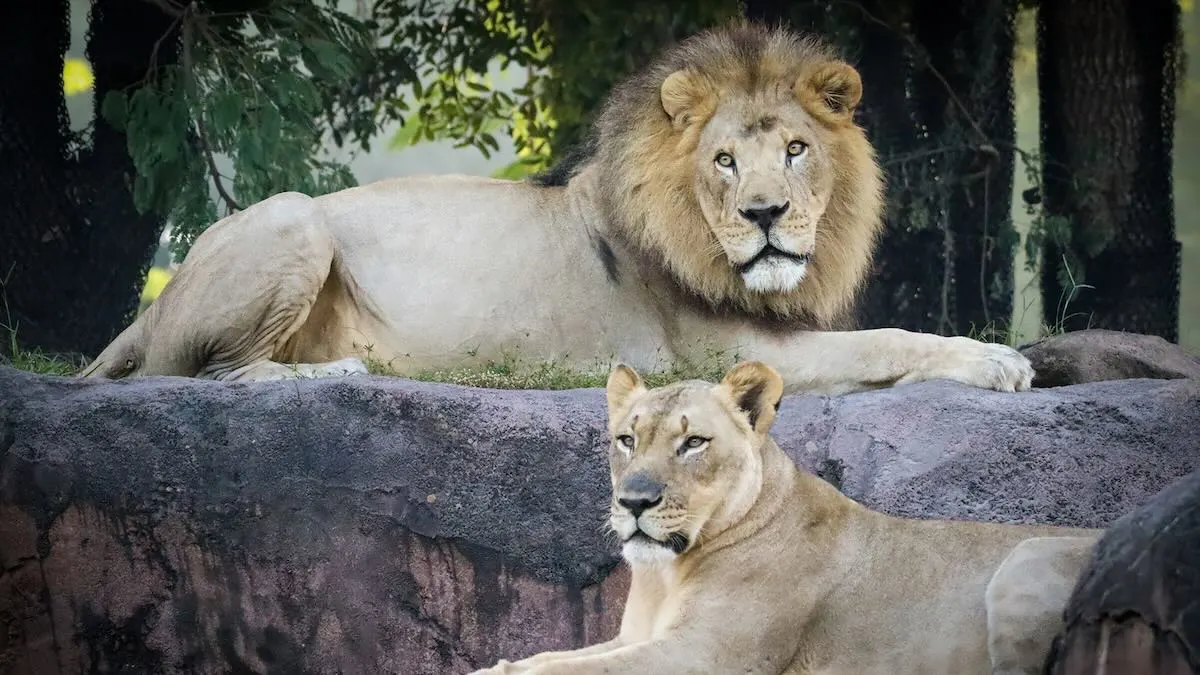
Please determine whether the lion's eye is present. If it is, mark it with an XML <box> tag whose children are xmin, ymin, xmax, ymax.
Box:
<box><xmin>679</xmin><ymin>435</ymin><xmax>710</xmax><ymax>455</ymax></box>
<box><xmin>714</xmin><ymin>152</ymin><xmax>735</xmax><ymax>169</ymax></box>
<box><xmin>616</xmin><ymin>434</ymin><xmax>635</xmax><ymax>450</ymax></box>
<box><xmin>786</xmin><ymin>141</ymin><xmax>808</xmax><ymax>157</ymax></box>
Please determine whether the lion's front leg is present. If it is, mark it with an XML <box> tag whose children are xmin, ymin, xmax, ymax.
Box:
<box><xmin>738</xmin><ymin>327</ymin><xmax>1035</xmax><ymax>395</ymax></box>
<box><xmin>890</xmin><ymin>332</ymin><xmax>1035</xmax><ymax>393</ymax></box>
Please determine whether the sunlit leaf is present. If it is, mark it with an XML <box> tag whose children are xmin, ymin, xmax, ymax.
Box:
<box><xmin>62</xmin><ymin>57</ymin><xmax>94</xmax><ymax>95</ymax></box>
<box><xmin>100</xmin><ymin>91</ymin><xmax>128</xmax><ymax>130</ymax></box>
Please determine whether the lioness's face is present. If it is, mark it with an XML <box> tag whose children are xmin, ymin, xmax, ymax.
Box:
<box><xmin>660</xmin><ymin>62</ymin><xmax>864</xmax><ymax>295</ymax></box>
<box><xmin>603</xmin><ymin>361</ymin><xmax>784</xmax><ymax>567</ymax></box>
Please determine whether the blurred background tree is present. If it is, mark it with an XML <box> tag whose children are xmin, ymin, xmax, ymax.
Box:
<box><xmin>1035</xmin><ymin>0</ymin><xmax>1183</xmax><ymax>340</ymax></box>
<box><xmin>0</xmin><ymin>0</ymin><xmax>1192</xmax><ymax>361</ymax></box>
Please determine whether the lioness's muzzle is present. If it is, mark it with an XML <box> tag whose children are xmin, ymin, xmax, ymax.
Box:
<box><xmin>617</xmin><ymin>470</ymin><xmax>665</xmax><ymax>517</ymax></box>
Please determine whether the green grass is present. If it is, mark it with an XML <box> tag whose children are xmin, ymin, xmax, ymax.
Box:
<box><xmin>1</xmin><ymin>271</ymin><xmax>85</xmax><ymax>376</ymax></box>
<box><xmin>964</xmin><ymin>261</ymin><xmax>1094</xmax><ymax>347</ymax></box>
<box><xmin>2</xmin><ymin>347</ymin><xmax>82</xmax><ymax>376</ymax></box>
<box><xmin>1</xmin><ymin>334</ymin><xmax>734</xmax><ymax>390</ymax></box>
<box><xmin>368</xmin><ymin>350</ymin><xmax>735</xmax><ymax>390</ymax></box>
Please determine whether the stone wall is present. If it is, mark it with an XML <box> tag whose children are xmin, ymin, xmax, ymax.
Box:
<box><xmin>2</xmin><ymin>367</ymin><xmax>1197</xmax><ymax>673</ymax></box>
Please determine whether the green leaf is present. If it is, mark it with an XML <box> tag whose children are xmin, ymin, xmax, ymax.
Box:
<box><xmin>132</xmin><ymin>173</ymin><xmax>156</xmax><ymax>215</ymax></box>
<box><xmin>259</xmin><ymin>104</ymin><xmax>283</xmax><ymax>155</ymax></box>
<box><xmin>388</xmin><ymin>119</ymin><xmax>425</xmax><ymax>149</ymax></box>
<box><xmin>100</xmin><ymin>91</ymin><xmax>129</xmax><ymax>131</ymax></box>
<box><xmin>464</xmin><ymin>79</ymin><xmax>491</xmax><ymax>93</ymax></box>
<box><xmin>207</xmin><ymin>89</ymin><xmax>242</xmax><ymax>134</ymax></box>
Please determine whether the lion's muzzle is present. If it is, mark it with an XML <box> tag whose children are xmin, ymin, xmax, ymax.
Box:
<box><xmin>735</xmin><ymin>246</ymin><xmax>812</xmax><ymax>275</ymax></box>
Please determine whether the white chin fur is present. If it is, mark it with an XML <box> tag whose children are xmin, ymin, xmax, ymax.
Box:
<box><xmin>741</xmin><ymin>258</ymin><xmax>808</xmax><ymax>293</ymax></box>
<box><xmin>621</xmin><ymin>538</ymin><xmax>679</xmax><ymax>567</ymax></box>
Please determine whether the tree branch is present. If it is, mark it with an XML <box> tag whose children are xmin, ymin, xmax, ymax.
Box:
<box><xmin>180</xmin><ymin>1</ymin><xmax>242</xmax><ymax>213</ymax></box>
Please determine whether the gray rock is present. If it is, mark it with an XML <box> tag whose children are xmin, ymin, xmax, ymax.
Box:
<box><xmin>1019</xmin><ymin>328</ymin><xmax>1200</xmax><ymax>387</ymax></box>
<box><xmin>1</xmin><ymin>366</ymin><xmax>1197</xmax><ymax>674</ymax></box>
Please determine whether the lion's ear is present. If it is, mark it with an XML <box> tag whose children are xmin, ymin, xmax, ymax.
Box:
<box><xmin>661</xmin><ymin>69</ymin><xmax>709</xmax><ymax>129</ymax></box>
<box><xmin>606</xmin><ymin>363</ymin><xmax>647</xmax><ymax>416</ymax></box>
<box><xmin>719</xmin><ymin>361</ymin><xmax>785</xmax><ymax>434</ymax></box>
<box><xmin>796</xmin><ymin>61</ymin><xmax>863</xmax><ymax>122</ymax></box>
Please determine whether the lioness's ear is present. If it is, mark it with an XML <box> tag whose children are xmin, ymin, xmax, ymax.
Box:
<box><xmin>606</xmin><ymin>363</ymin><xmax>647</xmax><ymax>415</ymax></box>
<box><xmin>796</xmin><ymin>61</ymin><xmax>863</xmax><ymax>122</ymax></box>
<box><xmin>719</xmin><ymin>361</ymin><xmax>785</xmax><ymax>434</ymax></box>
<box><xmin>661</xmin><ymin>69</ymin><xmax>709</xmax><ymax>129</ymax></box>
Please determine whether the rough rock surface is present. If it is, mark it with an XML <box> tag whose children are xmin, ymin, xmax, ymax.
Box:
<box><xmin>1019</xmin><ymin>328</ymin><xmax>1200</xmax><ymax>387</ymax></box>
<box><xmin>1</xmin><ymin>366</ymin><xmax>1198</xmax><ymax>674</ymax></box>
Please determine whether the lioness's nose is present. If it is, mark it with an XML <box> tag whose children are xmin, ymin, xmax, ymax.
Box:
<box><xmin>739</xmin><ymin>202</ymin><xmax>790</xmax><ymax>232</ymax></box>
<box><xmin>618</xmin><ymin>471</ymin><xmax>665</xmax><ymax>517</ymax></box>
<box><xmin>618</xmin><ymin>494</ymin><xmax>662</xmax><ymax>518</ymax></box>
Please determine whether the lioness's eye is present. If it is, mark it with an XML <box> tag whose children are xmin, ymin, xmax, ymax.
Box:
<box><xmin>714</xmin><ymin>152</ymin><xmax>735</xmax><ymax>168</ymax></box>
<box><xmin>786</xmin><ymin>141</ymin><xmax>807</xmax><ymax>157</ymax></box>
<box><xmin>616</xmin><ymin>434</ymin><xmax>635</xmax><ymax>450</ymax></box>
<box><xmin>680</xmin><ymin>435</ymin><xmax>710</xmax><ymax>455</ymax></box>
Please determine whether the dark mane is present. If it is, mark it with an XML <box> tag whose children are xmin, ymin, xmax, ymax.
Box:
<box><xmin>527</xmin><ymin>131</ymin><xmax>599</xmax><ymax>187</ymax></box>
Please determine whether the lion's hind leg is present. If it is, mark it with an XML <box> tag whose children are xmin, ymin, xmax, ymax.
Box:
<box><xmin>90</xmin><ymin>191</ymin><xmax>369</xmax><ymax>382</ymax></box>
<box><xmin>985</xmin><ymin>536</ymin><xmax>1095</xmax><ymax>674</ymax></box>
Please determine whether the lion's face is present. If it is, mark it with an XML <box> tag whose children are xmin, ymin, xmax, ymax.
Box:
<box><xmin>691</xmin><ymin>98</ymin><xmax>838</xmax><ymax>294</ymax></box>
<box><xmin>650</xmin><ymin>55</ymin><xmax>867</xmax><ymax>301</ymax></box>
<box><xmin>603</xmin><ymin>361</ymin><xmax>784</xmax><ymax>567</ymax></box>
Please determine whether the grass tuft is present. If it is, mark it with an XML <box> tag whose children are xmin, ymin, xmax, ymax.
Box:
<box><xmin>368</xmin><ymin>349</ymin><xmax>736</xmax><ymax>390</ymax></box>
<box><xmin>2</xmin><ymin>348</ymin><xmax>83</xmax><ymax>376</ymax></box>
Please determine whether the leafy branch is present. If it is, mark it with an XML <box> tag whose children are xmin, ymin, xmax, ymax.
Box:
<box><xmin>178</xmin><ymin>1</ymin><xmax>242</xmax><ymax>212</ymax></box>
<box><xmin>103</xmin><ymin>0</ymin><xmax>415</xmax><ymax>260</ymax></box>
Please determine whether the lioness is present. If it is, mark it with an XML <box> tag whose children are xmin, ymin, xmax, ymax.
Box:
<box><xmin>83</xmin><ymin>22</ymin><xmax>1034</xmax><ymax>396</ymax></box>
<box><xmin>472</xmin><ymin>362</ymin><xmax>1100</xmax><ymax>675</ymax></box>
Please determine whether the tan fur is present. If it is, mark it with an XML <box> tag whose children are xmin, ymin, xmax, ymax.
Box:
<box><xmin>81</xmin><ymin>23</ymin><xmax>1033</xmax><ymax>396</ymax></box>
<box><xmin>472</xmin><ymin>363</ymin><xmax>1101</xmax><ymax>675</ymax></box>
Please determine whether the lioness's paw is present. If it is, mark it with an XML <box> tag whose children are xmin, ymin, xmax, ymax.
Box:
<box><xmin>905</xmin><ymin>336</ymin><xmax>1034</xmax><ymax>392</ymax></box>
<box><xmin>467</xmin><ymin>660</ymin><xmax>518</xmax><ymax>675</ymax></box>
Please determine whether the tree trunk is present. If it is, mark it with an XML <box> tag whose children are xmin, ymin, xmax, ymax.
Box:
<box><xmin>1036</xmin><ymin>0</ymin><xmax>1182</xmax><ymax>340</ymax></box>
<box><xmin>0</xmin><ymin>0</ymin><xmax>177</xmax><ymax>360</ymax></box>
<box><xmin>0</xmin><ymin>0</ymin><xmax>77</xmax><ymax>357</ymax></box>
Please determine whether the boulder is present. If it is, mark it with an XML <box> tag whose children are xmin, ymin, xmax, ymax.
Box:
<box><xmin>1044</xmin><ymin>468</ymin><xmax>1200</xmax><ymax>675</ymax></box>
<box><xmin>1019</xmin><ymin>329</ymin><xmax>1200</xmax><ymax>387</ymax></box>
<box><xmin>1</xmin><ymin>366</ymin><xmax>1198</xmax><ymax>674</ymax></box>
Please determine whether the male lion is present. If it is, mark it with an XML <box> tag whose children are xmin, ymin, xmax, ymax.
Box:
<box><xmin>83</xmin><ymin>22</ymin><xmax>1034</xmax><ymax>395</ymax></box>
<box><xmin>472</xmin><ymin>362</ymin><xmax>1100</xmax><ymax>675</ymax></box>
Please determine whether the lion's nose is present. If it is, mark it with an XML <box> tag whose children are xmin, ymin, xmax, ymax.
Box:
<box><xmin>618</xmin><ymin>494</ymin><xmax>662</xmax><ymax>518</ymax></box>
<box><xmin>618</xmin><ymin>471</ymin><xmax>665</xmax><ymax>517</ymax></box>
<box><xmin>739</xmin><ymin>201</ymin><xmax>790</xmax><ymax>232</ymax></box>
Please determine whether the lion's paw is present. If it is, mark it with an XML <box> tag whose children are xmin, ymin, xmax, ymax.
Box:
<box><xmin>906</xmin><ymin>336</ymin><xmax>1035</xmax><ymax>393</ymax></box>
